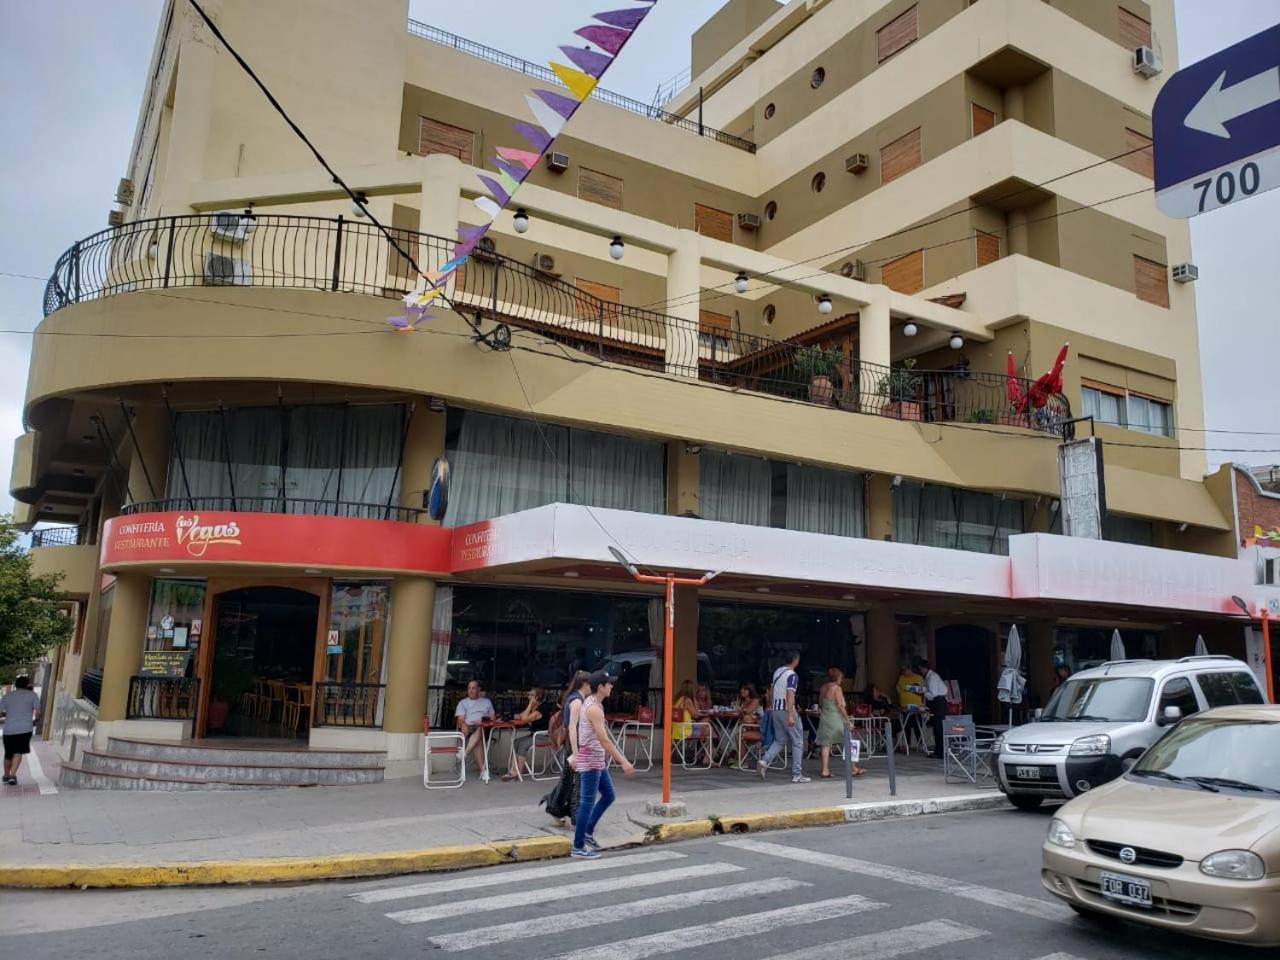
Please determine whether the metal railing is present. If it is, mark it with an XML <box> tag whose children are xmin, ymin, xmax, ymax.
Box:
<box><xmin>43</xmin><ymin>214</ymin><xmax>1072</xmax><ymax>436</ymax></box>
<box><xmin>31</xmin><ymin>526</ymin><xmax>82</xmax><ymax>547</ymax></box>
<box><xmin>126</xmin><ymin>675</ymin><xmax>200</xmax><ymax>720</ymax></box>
<box><xmin>313</xmin><ymin>682</ymin><xmax>385</xmax><ymax>728</ymax></box>
<box><xmin>81</xmin><ymin>668</ymin><xmax>103</xmax><ymax>707</ymax></box>
<box><xmin>121</xmin><ymin>495</ymin><xmax>426</xmax><ymax>524</ymax></box>
<box><xmin>407</xmin><ymin>20</ymin><xmax>756</xmax><ymax>153</ymax></box>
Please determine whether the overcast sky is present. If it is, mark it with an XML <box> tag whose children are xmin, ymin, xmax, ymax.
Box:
<box><xmin>1</xmin><ymin>1</ymin><xmax>1278</xmax><ymax>519</ymax></box>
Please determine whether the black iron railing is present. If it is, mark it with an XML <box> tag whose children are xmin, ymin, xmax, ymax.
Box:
<box><xmin>406</xmin><ymin>20</ymin><xmax>756</xmax><ymax>154</ymax></box>
<box><xmin>81</xmin><ymin>668</ymin><xmax>103</xmax><ymax>707</ymax></box>
<box><xmin>120</xmin><ymin>496</ymin><xmax>426</xmax><ymax>523</ymax></box>
<box><xmin>43</xmin><ymin>214</ymin><xmax>1072</xmax><ymax>436</ymax></box>
<box><xmin>31</xmin><ymin>526</ymin><xmax>83</xmax><ymax>547</ymax></box>
<box><xmin>313</xmin><ymin>682</ymin><xmax>385</xmax><ymax>728</ymax></box>
<box><xmin>127</xmin><ymin>675</ymin><xmax>200</xmax><ymax>720</ymax></box>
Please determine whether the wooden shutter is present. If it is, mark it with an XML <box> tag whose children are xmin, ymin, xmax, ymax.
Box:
<box><xmin>971</xmin><ymin>103</ymin><xmax>996</xmax><ymax>137</ymax></box>
<box><xmin>694</xmin><ymin>203</ymin><xmax>734</xmax><ymax>242</ymax></box>
<box><xmin>1118</xmin><ymin>7</ymin><xmax>1152</xmax><ymax>48</ymax></box>
<box><xmin>418</xmin><ymin>117</ymin><xmax>474</xmax><ymax>162</ymax></box>
<box><xmin>575</xmin><ymin>278</ymin><xmax>621</xmax><ymax>323</ymax></box>
<box><xmin>578</xmin><ymin>168</ymin><xmax>624</xmax><ymax>210</ymax></box>
<box><xmin>975</xmin><ymin>231</ymin><xmax>999</xmax><ymax>267</ymax></box>
<box><xmin>882</xmin><ymin>250</ymin><xmax>924</xmax><ymax>294</ymax></box>
<box><xmin>699</xmin><ymin>310</ymin><xmax>731</xmax><ymax>336</ymax></box>
<box><xmin>1119</xmin><ymin>128</ymin><xmax>1154</xmax><ymax>179</ymax></box>
<box><xmin>1133</xmin><ymin>255</ymin><xmax>1169</xmax><ymax>308</ymax></box>
<box><xmin>880</xmin><ymin>128</ymin><xmax>922</xmax><ymax>185</ymax></box>
<box><xmin>877</xmin><ymin>5</ymin><xmax>918</xmax><ymax>62</ymax></box>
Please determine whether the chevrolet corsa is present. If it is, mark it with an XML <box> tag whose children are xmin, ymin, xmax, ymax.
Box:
<box><xmin>1042</xmin><ymin>704</ymin><xmax>1280</xmax><ymax>947</ymax></box>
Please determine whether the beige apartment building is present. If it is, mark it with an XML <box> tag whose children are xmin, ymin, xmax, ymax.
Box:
<box><xmin>11</xmin><ymin>0</ymin><xmax>1264</xmax><ymax>786</ymax></box>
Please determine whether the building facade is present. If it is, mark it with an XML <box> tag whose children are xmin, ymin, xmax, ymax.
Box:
<box><xmin>12</xmin><ymin>0</ymin><xmax>1262</xmax><ymax>779</ymax></box>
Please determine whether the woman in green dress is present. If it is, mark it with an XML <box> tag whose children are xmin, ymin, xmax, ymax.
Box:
<box><xmin>817</xmin><ymin>667</ymin><xmax>866</xmax><ymax>779</ymax></box>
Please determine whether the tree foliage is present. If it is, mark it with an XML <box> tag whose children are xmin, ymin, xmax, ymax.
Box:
<box><xmin>0</xmin><ymin>516</ymin><xmax>74</xmax><ymax>676</ymax></box>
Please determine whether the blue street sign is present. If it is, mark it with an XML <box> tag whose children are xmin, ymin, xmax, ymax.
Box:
<box><xmin>1154</xmin><ymin>23</ymin><xmax>1280</xmax><ymax>218</ymax></box>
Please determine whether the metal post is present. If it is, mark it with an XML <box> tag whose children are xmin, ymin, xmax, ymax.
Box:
<box><xmin>1264</xmin><ymin>610</ymin><xmax>1275</xmax><ymax>703</ymax></box>
<box><xmin>698</xmin><ymin>87</ymin><xmax>704</xmax><ymax>136</ymax></box>
<box><xmin>163</xmin><ymin>217</ymin><xmax>176</xmax><ymax>288</ymax></box>
<box><xmin>662</xmin><ymin>576</ymin><xmax>675</xmax><ymax>805</ymax></box>
<box><xmin>162</xmin><ymin>389</ymin><xmax>195</xmax><ymax>510</ymax></box>
<box><xmin>886</xmin><ymin>723</ymin><xmax>897</xmax><ymax>796</ymax></box>
<box><xmin>331</xmin><ymin>215</ymin><xmax>344</xmax><ymax>291</ymax></box>
<box><xmin>335</xmin><ymin>403</ymin><xmax>349</xmax><ymax>509</ymax></box>
<box><xmin>597</xmin><ymin>304</ymin><xmax>605</xmax><ymax>358</ymax></box>
<box><xmin>383</xmin><ymin>402</ymin><xmax>414</xmax><ymax>521</ymax></box>
<box><xmin>118</xmin><ymin>401</ymin><xmax>158</xmax><ymax>500</ymax></box>
<box><xmin>491</xmin><ymin>260</ymin><xmax>501</xmax><ymax>316</ymax></box>
<box><xmin>71</xmin><ymin>241</ymin><xmax>81</xmax><ymax>303</ymax></box>
<box><xmin>844</xmin><ymin>723</ymin><xmax>855</xmax><ymax>799</ymax></box>
<box><xmin>216</xmin><ymin>403</ymin><xmax>238</xmax><ymax>511</ymax></box>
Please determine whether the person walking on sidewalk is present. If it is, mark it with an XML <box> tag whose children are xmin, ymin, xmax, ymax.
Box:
<box><xmin>758</xmin><ymin>651</ymin><xmax>809</xmax><ymax>783</ymax></box>
<box><xmin>568</xmin><ymin>671</ymin><xmax>635</xmax><ymax>858</ymax></box>
<box><xmin>920</xmin><ymin>658</ymin><xmax>950</xmax><ymax>760</ymax></box>
<box><xmin>817</xmin><ymin>667</ymin><xmax>866</xmax><ymax>780</ymax></box>
<box><xmin>1</xmin><ymin>675</ymin><xmax>40</xmax><ymax>785</ymax></box>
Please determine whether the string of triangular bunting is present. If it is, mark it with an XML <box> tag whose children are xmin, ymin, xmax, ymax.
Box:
<box><xmin>389</xmin><ymin>1</ymin><xmax>658</xmax><ymax>331</ymax></box>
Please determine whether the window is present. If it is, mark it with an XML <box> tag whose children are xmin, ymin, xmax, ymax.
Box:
<box><xmin>811</xmin><ymin>172</ymin><xmax>826</xmax><ymax>193</ymax></box>
<box><xmin>881</xmin><ymin>249</ymin><xmax>924</xmax><ymax>294</ymax></box>
<box><xmin>418</xmin><ymin>117</ymin><xmax>474</xmax><ymax>162</ymax></box>
<box><xmin>1082</xmin><ymin>383</ymin><xmax>1172</xmax><ymax>437</ymax></box>
<box><xmin>1196</xmin><ymin>672</ymin><xmax>1266</xmax><ymax>709</ymax></box>
<box><xmin>877</xmin><ymin>5</ymin><xmax>918</xmax><ymax>62</ymax></box>
<box><xmin>975</xmin><ymin>230</ymin><xmax>999</xmax><ymax>267</ymax></box>
<box><xmin>1134</xmin><ymin>255</ymin><xmax>1170</xmax><ymax>307</ymax></box>
<box><xmin>880</xmin><ymin>127</ymin><xmax>922</xmax><ymax>184</ymax></box>
<box><xmin>1104</xmin><ymin>514</ymin><xmax>1155</xmax><ymax>546</ymax></box>
<box><xmin>1043</xmin><ymin>677</ymin><xmax>1153</xmax><ymax>722</ymax></box>
<box><xmin>811</xmin><ymin>67</ymin><xmax>826</xmax><ymax>89</ymax></box>
<box><xmin>325</xmin><ymin>583</ymin><xmax>390</xmax><ymax>686</ymax></box>
<box><xmin>1158</xmin><ymin>677</ymin><xmax>1201</xmax><ymax>720</ymax></box>
<box><xmin>1120</xmin><ymin>128</ymin><xmax>1154</xmax><ymax>179</ymax></box>
<box><xmin>894</xmin><ymin>481</ymin><xmax>1026</xmax><ymax>555</ymax></box>
<box><xmin>699</xmin><ymin>452</ymin><xmax>772</xmax><ymax>527</ymax></box>
<box><xmin>698</xmin><ymin>310</ymin><xmax>732</xmax><ymax>352</ymax></box>
<box><xmin>694</xmin><ymin>203</ymin><xmax>733</xmax><ymax>242</ymax></box>
<box><xmin>699</xmin><ymin>453</ymin><xmax>866</xmax><ymax>537</ymax></box>
<box><xmin>971</xmin><ymin>103</ymin><xmax>996</xmax><ymax>137</ymax></box>
<box><xmin>1126</xmin><ymin>393</ymin><xmax>1173</xmax><ymax>437</ymax></box>
<box><xmin>145</xmin><ymin>580</ymin><xmax>206</xmax><ymax>654</ymax></box>
<box><xmin>1118</xmin><ymin>6</ymin><xmax>1152</xmax><ymax>49</ymax></box>
<box><xmin>785</xmin><ymin>463</ymin><xmax>865</xmax><ymax>538</ymax></box>
<box><xmin>577</xmin><ymin>168</ymin><xmax>624</xmax><ymax>210</ymax></box>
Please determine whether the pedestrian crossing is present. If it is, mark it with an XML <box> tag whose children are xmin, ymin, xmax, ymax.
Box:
<box><xmin>346</xmin><ymin>842</ymin><xmax>1096</xmax><ymax>960</ymax></box>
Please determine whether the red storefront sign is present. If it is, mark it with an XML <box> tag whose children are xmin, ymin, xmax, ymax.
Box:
<box><xmin>101</xmin><ymin>512</ymin><xmax>452</xmax><ymax>574</ymax></box>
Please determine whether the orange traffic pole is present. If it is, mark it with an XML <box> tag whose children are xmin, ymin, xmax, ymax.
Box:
<box><xmin>662</xmin><ymin>576</ymin><xmax>675</xmax><ymax>805</ymax></box>
<box><xmin>1264</xmin><ymin>610</ymin><xmax>1275</xmax><ymax>704</ymax></box>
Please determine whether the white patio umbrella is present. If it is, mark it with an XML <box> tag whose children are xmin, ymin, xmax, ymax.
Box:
<box><xmin>1194</xmin><ymin>635</ymin><xmax>1209</xmax><ymax>656</ymax></box>
<box><xmin>1110</xmin><ymin>629</ymin><xmax>1127</xmax><ymax>661</ymax></box>
<box><xmin>997</xmin><ymin>625</ymin><xmax>1026</xmax><ymax>726</ymax></box>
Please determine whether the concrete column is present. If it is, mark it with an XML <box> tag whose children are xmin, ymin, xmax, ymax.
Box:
<box><xmin>665</xmin><ymin>230</ymin><xmax>701</xmax><ymax>378</ymax></box>
<box><xmin>866</xmin><ymin>604</ymin><xmax>898</xmax><ymax>697</ymax></box>
<box><xmin>384</xmin><ymin>577</ymin><xmax>436</xmax><ymax>738</ymax></box>
<box><xmin>96</xmin><ymin>572</ymin><xmax>151</xmax><ymax>723</ymax></box>
<box><xmin>859</xmin><ymin>297</ymin><xmax>892</xmax><ymax>372</ymax></box>
<box><xmin>865</xmin><ymin>474</ymin><xmax>894</xmax><ymax>541</ymax></box>
<box><xmin>419</xmin><ymin>153</ymin><xmax>465</xmax><ymax>289</ymax></box>
<box><xmin>1002</xmin><ymin>85</ymin><xmax>1025</xmax><ymax>124</ymax></box>
<box><xmin>1006</xmin><ymin>209</ymin><xmax>1030</xmax><ymax>257</ymax></box>
<box><xmin>124</xmin><ymin>407</ymin><xmax>171</xmax><ymax>507</ymax></box>
<box><xmin>400</xmin><ymin>405</ymin><xmax>447</xmax><ymax>524</ymax></box>
<box><xmin>666</xmin><ymin>441</ymin><xmax>700</xmax><ymax>515</ymax></box>
<box><xmin>671</xmin><ymin>585</ymin><xmax>700</xmax><ymax>694</ymax></box>
<box><xmin>159</xmin><ymin>38</ymin><xmax>217</xmax><ymax>211</ymax></box>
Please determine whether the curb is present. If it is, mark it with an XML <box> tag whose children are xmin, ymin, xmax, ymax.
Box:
<box><xmin>0</xmin><ymin>793</ymin><xmax>1007</xmax><ymax>890</ymax></box>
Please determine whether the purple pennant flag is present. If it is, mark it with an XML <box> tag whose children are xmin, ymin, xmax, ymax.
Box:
<box><xmin>458</xmin><ymin>223</ymin><xmax>488</xmax><ymax>242</ymax></box>
<box><xmin>477</xmin><ymin>174</ymin><xmax>510</xmax><ymax>207</ymax></box>
<box><xmin>453</xmin><ymin>239</ymin><xmax>480</xmax><ymax>260</ymax></box>
<box><xmin>512</xmin><ymin>122</ymin><xmax>553</xmax><ymax>153</ymax></box>
<box><xmin>575</xmin><ymin>24</ymin><xmax>630</xmax><ymax>55</ymax></box>
<box><xmin>533</xmin><ymin>87</ymin><xmax>580</xmax><ymax>120</ymax></box>
<box><xmin>592</xmin><ymin>8</ymin><xmax>649</xmax><ymax>30</ymax></box>
<box><xmin>493</xmin><ymin>158</ymin><xmax>530</xmax><ymax>184</ymax></box>
<box><xmin>559</xmin><ymin>44</ymin><xmax>611</xmax><ymax>78</ymax></box>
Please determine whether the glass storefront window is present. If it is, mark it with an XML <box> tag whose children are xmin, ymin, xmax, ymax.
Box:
<box><xmin>145</xmin><ymin>579</ymin><xmax>207</xmax><ymax>655</ymax></box>
<box><xmin>325</xmin><ymin>582</ymin><xmax>390</xmax><ymax>684</ymax></box>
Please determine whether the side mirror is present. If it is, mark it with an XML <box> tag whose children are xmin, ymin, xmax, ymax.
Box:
<box><xmin>1159</xmin><ymin>705</ymin><xmax>1182</xmax><ymax>726</ymax></box>
<box><xmin>1034</xmin><ymin>708</ymin><xmax>1044</xmax><ymax>721</ymax></box>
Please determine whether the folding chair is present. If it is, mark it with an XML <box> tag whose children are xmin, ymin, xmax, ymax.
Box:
<box><xmin>618</xmin><ymin>706</ymin><xmax>655</xmax><ymax>771</ymax></box>
<box><xmin>423</xmin><ymin>723</ymin><xmax>466</xmax><ymax>789</ymax></box>
<box><xmin>943</xmin><ymin>715</ymin><xmax>994</xmax><ymax>786</ymax></box>
<box><xmin>671</xmin><ymin>714</ymin><xmax>713</xmax><ymax>769</ymax></box>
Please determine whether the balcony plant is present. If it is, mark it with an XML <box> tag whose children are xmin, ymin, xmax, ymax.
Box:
<box><xmin>794</xmin><ymin>346</ymin><xmax>843</xmax><ymax>406</ymax></box>
<box><xmin>876</xmin><ymin>359</ymin><xmax>923</xmax><ymax>421</ymax></box>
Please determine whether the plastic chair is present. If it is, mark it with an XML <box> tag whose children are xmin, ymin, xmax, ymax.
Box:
<box><xmin>423</xmin><ymin>721</ymin><xmax>466</xmax><ymax>789</ymax></box>
<box><xmin>671</xmin><ymin>711</ymin><xmax>712</xmax><ymax>770</ymax></box>
<box><xmin>528</xmin><ymin>730</ymin><xmax>562</xmax><ymax>781</ymax></box>
<box><xmin>618</xmin><ymin>705</ymin><xmax>655</xmax><ymax>771</ymax></box>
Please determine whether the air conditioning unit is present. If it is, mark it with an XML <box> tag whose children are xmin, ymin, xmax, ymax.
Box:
<box><xmin>1133</xmin><ymin>46</ymin><xmax>1162</xmax><ymax>78</ymax></box>
<box><xmin>474</xmin><ymin>236</ymin><xmax>498</xmax><ymax>261</ymax></box>
<box><xmin>115</xmin><ymin>178</ymin><xmax>135</xmax><ymax>205</ymax></box>
<box><xmin>209</xmin><ymin>210</ymin><xmax>257</xmax><ymax>242</ymax></box>
<box><xmin>840</xmin><ymin>259</ymin><xmax>867</xmax><ymax>281</ymax></box>
<box><xmin>107</xmin><ymin>210</ymin><xmax>125</xmax><ymax>228</ymax></box>
<box><xmin>845</xmin><ymin>153</ymin><xmax>870</xmax><ymax>174</ymax></box>
<box><xmin>204</xmin><ymin>252</ymin><xmax>252</xmax><ymax>286</ymax></box>
<box><xmin>531</xmin><ymin>252</ymin><xmax>560</xmax><ymax>276</ymax></box>
<box><xmin>1171</xmin><ymin>262</ymin><xmax>1198</xmax><ymax>283</ymax></box>
<box><xmin>737</xmin><ymin>212</ymin><xmax>761</xmax><ymax>231</ymax></box>
<box><xmin>545</xmin><ymin>152</ymin><xmax>571</xmax><ymax>173</ymax></box>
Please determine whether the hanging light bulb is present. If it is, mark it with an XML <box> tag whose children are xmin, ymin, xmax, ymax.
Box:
<box><xmin>903</xmin><ymin>322</ymin><xmax>918</xmax><ymax>337</ymax></box>
<box><xmin>351</xmin><ymin>192</ymin><xmax>368</xmax><ymax>218</ymax></box>
<box><xmin>735</xmin><ymin>272</ymin><xmax>749</xmax><ymax>294</ymax></box>
<box><xmin>817</xmin><ymin>294</ymin><xmax>833</xmax><ymax>315</ymax></box>
<box><xmin>609</xmin><ymin>235</ymin><xmax>625</xmax><ymax>260</ymax></box>
<box><xmin>513</xmin><ymin>208</ymin><xmax>530</xmax><ymax>234</ymax></box>
<box><xmin>949</xmin><ymin>332</ymin><xmax>964</xmax><ymax>350</ymax></box>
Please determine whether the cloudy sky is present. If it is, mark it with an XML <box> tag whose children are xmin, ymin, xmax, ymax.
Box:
<box><xmin>2</xmin><ymin>1</ymin><xmax>1278</xmax><ymax>518</ymax></box>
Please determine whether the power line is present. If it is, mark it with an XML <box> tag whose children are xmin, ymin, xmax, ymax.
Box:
<box><xmin>0</xmin><ymin>271</ymin><xmax>46</xmax><ymax>282</ymax></box>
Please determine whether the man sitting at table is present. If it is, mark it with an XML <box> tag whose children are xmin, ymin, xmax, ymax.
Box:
<box><xmin>455</xmin><ymin>680</ymin><xmax>496</xmax><ymax>782</ymax></box>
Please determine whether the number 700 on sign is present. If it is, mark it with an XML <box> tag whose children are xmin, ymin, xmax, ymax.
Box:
<box><xmin>1158</xmin><ymin>150</ymin><xmax>1278</xmax><ymax>218</ymax></box>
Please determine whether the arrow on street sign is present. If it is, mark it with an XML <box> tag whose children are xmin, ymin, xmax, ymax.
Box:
<box><xmin>1154</xmin><ymin>23</ymin><xmax>1280</xmax><ymax>218</ymax></box>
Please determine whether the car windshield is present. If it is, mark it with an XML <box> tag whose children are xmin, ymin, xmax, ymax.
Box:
<box><xmin>1133</xmin><ymin>719</ymin><xmax>1280</xmax><ymax>794</ymax></box>
<box><xmin>1041</xmin><ymin>677</ymin><xmax>1152</xmax><ymax>722</ymax></box>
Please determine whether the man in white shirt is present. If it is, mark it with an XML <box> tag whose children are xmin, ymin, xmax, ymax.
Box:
<box><xmin>2</xmin><ymin>676</ymin><xmax>40</xmax><ymax>786</ymax></box>
<box><xmin>455</xmin><ymin>680</ymin><xmax>495</xmax><ymax>781</ymax></box>
<box><xmin>758</xmin><ymin>651</ymin><xmax>809</xmax><ymax>783</ymax></box>
<box><xmin>919</xmin><ymin>658</ymin><xmax>949</xmax><ymax>760</ymax></box>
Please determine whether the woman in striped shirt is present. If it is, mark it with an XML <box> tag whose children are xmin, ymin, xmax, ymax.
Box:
<box><xmin>567</xmin><ymin>671</ymin><xmax>635</xmax><ymax>859</ymax></box>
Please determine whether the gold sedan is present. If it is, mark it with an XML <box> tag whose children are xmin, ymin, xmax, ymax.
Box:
<box><xmin>1042</xmin><ymin>704</ymin><xmax>1280</xmax><ymax>948</ymax></box>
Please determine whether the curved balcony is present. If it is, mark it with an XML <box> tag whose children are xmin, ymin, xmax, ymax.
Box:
<box><xmin>121</xmin><ymin>496</ymin><xmax>426</xmax><ymax>524</ymax></box>
<box><xmin>43</xmin><ymin>214</ymin><xmax>1072</xmax><ymax>436</ymax></box>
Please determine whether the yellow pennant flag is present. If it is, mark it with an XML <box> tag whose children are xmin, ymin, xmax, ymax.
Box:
<box><xmin>551</xmin><ymin>62</ymin><xmax>598</xmax><ymax>101</ymax></box>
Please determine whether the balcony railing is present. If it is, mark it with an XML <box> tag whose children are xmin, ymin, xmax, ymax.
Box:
<box><xmin>406</xmin><ymin>20</ymin><xmax>756</xmax><ymax>154</ymax></box>
<box><xmin>127</xmin><ymin>675</ymin><xmax>200</xmax><ymax>720</ymax></box>
<box><xmin>43</xmin><ymin>214</ymin><xmax>1072</xmax><ymax>436</ymax></box>
<box><xmin>31</xmin><ymin>526</ymin><xmax>83</xmax><ymax>547</ymax></box>
<box><xmin>121</xmin><ymin>496</ymin><xmax>427</xmax><ymax>524</ymax></box>
<box><xmin>313</xmin><ymin>682</ymin><xmax>385</xmax><ymax>728</ymax></box>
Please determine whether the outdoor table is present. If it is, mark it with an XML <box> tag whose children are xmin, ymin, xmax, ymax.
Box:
<box><xmin>478</xmin><ymin>719</ymin><xmax>529</xmax><ymax>782</ymax></box>
<box><xmin>851</xmin><ymin>716</ymin><xmax>892</xmax><ymax>758</ymax></box>
<box><xmin>705</xmin><ymin>709</ymin><xmax>742</xmax><ymax>766</ymax></box>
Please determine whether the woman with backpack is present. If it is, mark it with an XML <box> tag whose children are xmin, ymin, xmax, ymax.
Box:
<box><xmin>540</xmin><ymin>671</ymin><xmax>590</xmax><ymax>823</ymax></box>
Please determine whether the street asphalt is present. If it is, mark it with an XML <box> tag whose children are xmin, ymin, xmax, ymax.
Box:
<box><xmin>0</xmin><ymin>808</ymin><xmax>1260</xmax><ymax>959</ymax></box>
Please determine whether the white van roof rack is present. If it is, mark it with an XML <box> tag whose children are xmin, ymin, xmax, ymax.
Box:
<box><xmin>1175</xmin><ymin>655</ymin><xmax>1236</xmax><ymax>663</ymax></box>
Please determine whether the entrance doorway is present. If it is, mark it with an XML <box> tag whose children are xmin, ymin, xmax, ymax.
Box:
<box><xmin>935</xmin><ymin>624</ymin><xmax>996</xmax><ymax>724</ymax></box>
<box><xmin>205</xmin><ymin>586</ymin><xmax>321</xmax><ymax>738</ymax></box>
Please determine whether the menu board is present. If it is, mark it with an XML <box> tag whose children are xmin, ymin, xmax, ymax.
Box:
<box><xmin>140</xmin><ymin>650</ymin><xmax>192</xmax><ymax>677</ymax></box>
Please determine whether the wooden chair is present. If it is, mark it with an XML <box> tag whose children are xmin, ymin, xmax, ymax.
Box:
<box><xmin>262</xmin><ymin>680</ymin><xmax>286</xmax><ymax>723</ymax></box>
<box><xmin>241</xmin><ymin>680</ymin><xmax>263</xmax><ymax>720</ymax></box>
<box><xmin>282</xmin><ymin>685</ymin><xmax>313</xmax><ymax>735</ymax></box>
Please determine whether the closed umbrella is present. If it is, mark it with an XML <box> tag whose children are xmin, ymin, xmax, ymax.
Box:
<box><xmin>1110</xmin><ymin>629</ymin><xmax>1127</xmax><ymax>661</ymax></box>
<box><xmin>1194</xmin><ymin>635</ymin><xmax>1208</xmax><ymax>656</ymax></box>
<box><xmin>997</xmin><ymin>625</ymin><xmax>1026</xmax><ymax>726</ymax></box>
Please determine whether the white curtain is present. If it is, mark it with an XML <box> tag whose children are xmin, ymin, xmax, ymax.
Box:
<box><xmin>786</xmin><ymin>464</ymin><xmax>864</xmax><ymax>537</ymax></box>
<box><xmin>167</xmin><ymin>408</ymin><xmax>282</xmax><ymax>504</ymax></box>
<box><xmin>569</xmin><ymin>429</ymin><xmax>664</xmax><ymax>514</ymax></box>
<box><xmin>428</xmin><ymin>586</ymin><xmax>453</xmax><ymax>728</ymax></box>
<box><xmin>445</xmin><ymin>412</ymin><xmax>568</xmax><ymax>526</ymax></box>
<box><xmin>286</xmin><ymin>407</ymin><xmax>342</xmax><ymax>505</ymax></box>
<box><xmin>340</xmin><ymin>406</ymin><xmax>404</xmax><ymax>508</ymax></box>
<box><xmin>896</xmin><ymin>482</ymin><xmax>1024</xmax><ymax>555</ymax></box>
<box><xmin>699</xmin><ymin>452</ymin><xmax>771</xmax><ymax>526</ymax></box>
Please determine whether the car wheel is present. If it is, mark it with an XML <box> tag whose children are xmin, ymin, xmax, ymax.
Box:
<box><xmin>1008</xmin><ymin>794</ymin><xmax>1043</xmax><ymax>811</ymax></box>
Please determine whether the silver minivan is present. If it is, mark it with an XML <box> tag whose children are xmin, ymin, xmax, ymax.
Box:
<box><xmin>994</xmin><ymin>656</ymin><xmax>1266</xmax><ymax>809</ymax></box>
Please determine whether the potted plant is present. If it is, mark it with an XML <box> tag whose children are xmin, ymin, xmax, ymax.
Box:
<box><xmin>794</xmin><ymin>346</ymin><xmax>843</xmax><ymax>405</ymax></box>
<box><xmin>876</xmin><ymin>359</ymin><xmax>923</xmax><ymax>420</ymax></box>
<box><xmin>968</xmin><ymin>408</ymin><xmax>999</xmax><ymax>424</ymax></box>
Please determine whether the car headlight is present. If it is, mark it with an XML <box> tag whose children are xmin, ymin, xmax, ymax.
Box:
<box><xmin>1069</xmin><ymin>734</ymin><xmax>1111</xmax><ymax>757</ymax></box>
<box><xmin>991</xmin><ymin>736</ymin><xmax>1004</xmax><ymax>755</ymax></box>
<box><xmin>1047</xmin><ymin>819</ymin><xmax>1077</xmax><ymax>849</ymax></box>
<box><xmin>1200</xmin><ymin>850</ymin><xmax>1265</xmax><ymax>881</ymax></box>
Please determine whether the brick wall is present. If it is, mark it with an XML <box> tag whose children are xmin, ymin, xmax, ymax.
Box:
<box><xmin>1235</xmin><ymin>468</ymin><xmax>1280</xmax><ymax>543</ymax></box>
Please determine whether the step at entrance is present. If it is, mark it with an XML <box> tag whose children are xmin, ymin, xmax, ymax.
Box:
<box><xmin>59</xmin><ymin>737</ymin><xmax>387</xmax><ymax>790</ymax></box>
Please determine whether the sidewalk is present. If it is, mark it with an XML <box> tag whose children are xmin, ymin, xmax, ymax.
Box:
<box><xmin>0</xmin><ymin>752</ymin><xmax>1002</xmax><ymax>873</ymax></box>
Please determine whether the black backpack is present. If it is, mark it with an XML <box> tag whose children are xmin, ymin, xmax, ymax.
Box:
<box><xmin>538</xmin><ymin>750</ymin><xmax>579</xmax><ymax>822</ymax></box>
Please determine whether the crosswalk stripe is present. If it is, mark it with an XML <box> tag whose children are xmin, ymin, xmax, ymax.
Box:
<box><xmin>726</xmin><ymin>838</ymin><xmax>1073</xmax><ymax>924</ymax></box>
<box><xmin>386</xmin><ymin>862</ymin><xmax>743</xmax><ymax>925</ymax></box>
<box><xmin>1030</xmin><ymin>955</ymin><xmax>1091</xmax><ymax>960</ymax></box>
<box><xmin>764</xmin><ymin>919</ymin><xmax>986</xmax><ymax>960</ymax></box>
<box><xmin>429</xmin><ymin>877</ymin><xmax>811</xmax><ymax>951</ymax></box>
<box><xmin>544</xmin><ymin>893</ymin><xmax>887</xmax><ymax>960</ymax></box>
<box><xmin>352</xmin><ymin>850</ymin><xmax>686</xmax><ymax>904</ymax></box>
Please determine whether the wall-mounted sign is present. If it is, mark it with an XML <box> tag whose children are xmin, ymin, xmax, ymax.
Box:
<box><xmin>160</xmin><ymin>615</ymin><xmax>175</xmax><ymax>631</ymax></box>
<box><xmin>140</xmin><ymin>650</ymin><xmax>191</xmax><ymax>677</ymax></box>
<box><xmin>190</xmin><ymin>618</ymin><xmax>203</xmax><ymax>636</ymax></box>
<box><xmin>326</xmin><ymin>629</ymin><xmax>343</xmax><ymax>655</ymax></box>
<box><xmin>1058</xmin><ymin>438</ymin><xmax>1106</xmax><ymax>540</ymax></box>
